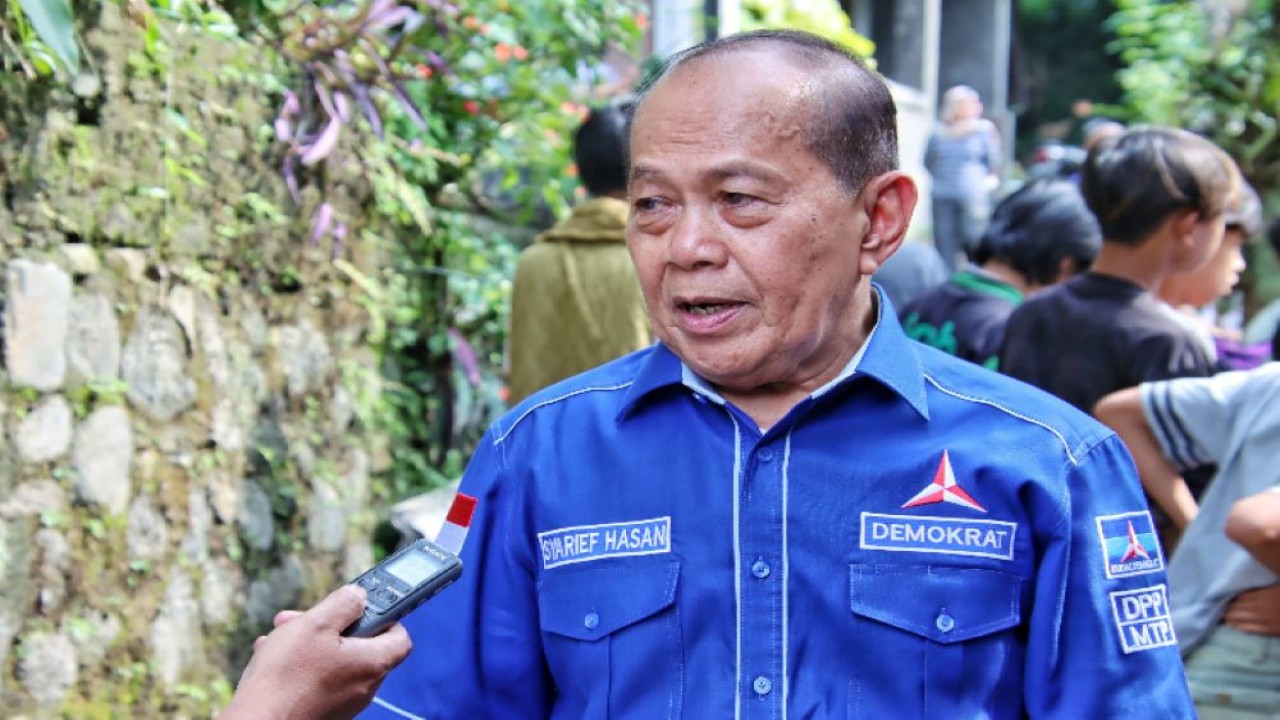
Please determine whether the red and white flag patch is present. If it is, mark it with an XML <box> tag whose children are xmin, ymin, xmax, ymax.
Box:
<box><xmin>435</xmin><ymin>492</ymin><xmax>477</xmax><ymax>554</ymax></box>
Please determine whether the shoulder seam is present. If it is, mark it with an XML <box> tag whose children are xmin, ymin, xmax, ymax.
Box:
<box><xmin>923</xmin><ymin>373</ymin><xmax>1083</xmax><ymax>466</ymax></box>
<box><xmin>495</xmin><ymin>382</ymin><xmax>635</xmax><ymax>445</ymax></box>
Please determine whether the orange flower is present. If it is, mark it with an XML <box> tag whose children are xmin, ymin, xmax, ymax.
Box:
<box><xmin>566</xmin><ymin>163</ymin><xmax>579</xmax><ymax>177</ymax></box>
<box><xmin>636</xmin><ymin>13</ymin><xmax>650</xmax><ymax>30</ymax></box>
<box><xmin>463</xmin><ymin>16</ymin><xmax>478</xmax><ymax>29</ymax></box>
<box><xmin>464</xmin><ymin>100</ymin><xmax>481</xmax><ymax>114</ymax></box>
<box><xmin>513</xmin><ymin>45</ymin><xmax>529</xmax><ymax>61</ymax></box>
<box><xmin>416</xmin><ymin>63</ymin><xmax>434</xmax><ymax>79</ymax></box>
<box><xmin>494</xmin><ymin>42</ymin><xmax>512</xmax><ymax>62</ymax></box>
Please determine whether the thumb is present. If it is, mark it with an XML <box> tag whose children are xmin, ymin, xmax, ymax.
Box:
<box><xmin>308</xmin><ymin>584</ymin><xmax>367</xmax><ymax>632</ymax></box>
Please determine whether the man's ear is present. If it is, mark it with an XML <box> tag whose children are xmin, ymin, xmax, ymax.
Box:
<box><xmin>857</xmin><ymin>172</ymin><xmax>919</xmax><ymax>276</ymax></box>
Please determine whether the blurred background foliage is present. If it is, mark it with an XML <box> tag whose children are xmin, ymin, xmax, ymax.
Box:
<box><xmin>1110</xmin><ymin>0</ymin><xmax>1280</xmax><ymax>310</ymax></box>
<box><xmin>740</xmin><ymin>0</ymin><xmax>874</xmax><ymax>58</ymax></box>
<box><xmin>1</xmin><ymin>0</ymin><xmax>644</xmax><ymax>507</ymax></box>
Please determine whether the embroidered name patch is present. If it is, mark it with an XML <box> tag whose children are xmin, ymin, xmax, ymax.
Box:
<box><xmin>1110</xmin><ymin>584</ymin><xmax>1177</xmax><ymax>654</ymax></box>
<box><xmin>859</xmin><ymin>512</ymin><xmax>1017</xmax><ymax>560</ymax></box>
<box><xmin>538</xmin><ymin>517</ymin><xmax>671</xmax><ymax>570</ymax></box>
<box><xmin>1095</xmin><ymin>511</ymin><xmax>1165</xmax><ymax>579</ymax></box>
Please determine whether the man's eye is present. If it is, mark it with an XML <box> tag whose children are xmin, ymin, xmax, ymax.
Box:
<box><xmin>634</xmin><ymin>197</ymin><xmax>664</xmax><ymax>212</ymax></box>
<box><xmin>723</xmin><ymin>192</ymin><xmax>757</xmax><ymax>207</ymax></box>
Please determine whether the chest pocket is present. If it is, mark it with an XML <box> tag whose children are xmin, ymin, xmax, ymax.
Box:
<box><xmin>538</xmin><ymin>557</ymin><xmax>682</xmax><ymax>720</ymax></box>
<box><xmin>848</xmin><ymin>563</ymin><xmax>1023</xmax><ymax>719</ymax></box>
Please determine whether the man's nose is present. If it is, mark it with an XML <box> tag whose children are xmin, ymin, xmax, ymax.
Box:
<box><xmin>666</xmin><ymin>204</ymin><xmax>728</xmax><ymax>269</ymax></box>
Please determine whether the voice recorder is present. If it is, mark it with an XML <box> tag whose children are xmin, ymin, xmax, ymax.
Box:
<box><xmin>341</xmin><ymin>538</ymin><xmax>463</xmax><ymax>638</ymax></box>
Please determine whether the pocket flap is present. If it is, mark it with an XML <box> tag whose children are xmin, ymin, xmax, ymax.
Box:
<box><xmin>539</xmin><ymin>559</ymin><xmax>679</xmax><ymax>641</ymax></box>
<box><xmin>850</xmin><ymin>563</ymin><xmax>1020</xmax><ymax>644</ymax></box>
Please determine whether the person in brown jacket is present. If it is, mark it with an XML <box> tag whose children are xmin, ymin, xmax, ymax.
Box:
<box><xmin>506</xmin><ymin>100</ymin><xmax>651</xmax><ymax>405</ymax></box>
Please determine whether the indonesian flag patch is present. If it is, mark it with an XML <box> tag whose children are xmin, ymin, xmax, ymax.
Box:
<box><xmin>435</xmin><ymin>492</ymin><xmax>477</xmax><ymax>554</ymax></box>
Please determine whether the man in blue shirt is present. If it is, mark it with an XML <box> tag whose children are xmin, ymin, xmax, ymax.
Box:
<box><xmin>362</xmin><ymin>30</ymin><xmax>1194</xmax><ymax>719</ymax></box>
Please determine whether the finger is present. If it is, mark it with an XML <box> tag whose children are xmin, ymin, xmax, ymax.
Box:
<box><xmin>308</xmin><ymin>584</ymin><xmax>368</xmax><ymax>632</ymax></box>
<box><xmin>375</xmin><ymin>622</ymin><xmax>414</xmax><ymax>664</ymax></box>
<box><xmin>346</xmin><ymin>622</ymin><xmax>414</xmax><ymax>670</ymax></box>
<box><xmin>273</xmin><ymin>610</ymin><xmax>304</xmax><ymax>627</ymax></box>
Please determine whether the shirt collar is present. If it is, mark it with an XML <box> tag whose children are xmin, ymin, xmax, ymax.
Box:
<box><xmin>616</xmin><ymin>286</ymin><xmax>930</xmax><ymax>421</ymax></box>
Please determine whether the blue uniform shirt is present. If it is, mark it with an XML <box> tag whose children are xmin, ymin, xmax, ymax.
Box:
<box><xmin>362</xmin><ymin>296</ymin><xmax>1194</xmax><ymax>719</ymax></box>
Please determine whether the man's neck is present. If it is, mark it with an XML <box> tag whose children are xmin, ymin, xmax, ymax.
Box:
<box><xmin>976</xmin><ymin>260</ymin><xmax>1029</xmax><ymax>294</ymax></box>
<box><xmin>1088</xmin><ymin>241</ymin><xmax>1172</xmax><ymax>292</ymax></box>
<box><xmin>715</xmin><ymin>294</ymin><xmax>878</xmax><ymax>432</ymax></box>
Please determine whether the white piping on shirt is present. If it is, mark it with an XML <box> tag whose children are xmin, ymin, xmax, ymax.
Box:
<box><xmin>371</xmin><ymin>696</ymin><xmax>426</xmax><ymax>720</ymax></box>
<box><xmin>781</xmin><ymin>430</ymin><xmax>793</xmax><ymax>720</ymax></box>
<box><xmin>924</xmin><ymin>374</ymin><xmax>1081</xmax><ymax>466</ymax></box>
<box><xmin>495</xmin><ymin>382</ymin><xmax>634</xmax><ymax>444</ymax></box>
<box><xmin>730</xmin><ymin>413</ymin><xmax>744</xmax><ymax>720</ymax></box>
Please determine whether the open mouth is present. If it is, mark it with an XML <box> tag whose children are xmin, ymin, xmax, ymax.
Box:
<box><xmin>682</xmin><ymin>301</ymin><xmax>734</xmax><ymax>315</ymax></box>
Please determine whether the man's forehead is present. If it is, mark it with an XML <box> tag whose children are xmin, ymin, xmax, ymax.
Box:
<box><xmin>631</xmin><ymin>58</ymin><xmax>811</xmax><ymax>139</ymax></box>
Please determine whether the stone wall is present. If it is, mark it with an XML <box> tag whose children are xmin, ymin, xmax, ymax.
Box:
<box><xmin>0</xmin><ymin>5</ymin><xmax>386</xmax><ymax>717</ymax></box>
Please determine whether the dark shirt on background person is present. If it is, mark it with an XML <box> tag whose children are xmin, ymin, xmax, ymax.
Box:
<box><xmin>1000</xmin><ymin>272</ymin><xmax>1218</xmax><ymax>413</ymax></box>
<box><xmin>901</xmin><ymin>271</ymin><xmax>1019</xmax><ymax>370</ymax></box>
<box><xmin>901</xmin><ymin>177</ymin><xmax>1101</xmax><ymax>372</ymax></box>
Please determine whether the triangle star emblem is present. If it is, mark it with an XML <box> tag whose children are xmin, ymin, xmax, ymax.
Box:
<box><xmin>901</xmin><ymin>450</ymin><xmax>986</xmax><ymax>513</ymax></box>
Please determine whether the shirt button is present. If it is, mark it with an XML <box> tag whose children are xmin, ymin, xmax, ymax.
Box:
<box><xmin>753</xmin><ymin>676</ymin><xmax>772</xmax><ymax>696</ymax></box>
<box><xmin>936</xmin><ymin>612</ymin><xmax>955</xmax><ymax>633</ymax></box>
<box><xmin>751</xmin><ymin>560</ymin><xmax>771</xmax><ymax>579</ymax></box>
<box><xmin>758</xmin><ymin>447</ymin><xmax>774</xmax><ymax>462</ymax></box>
<box><xmin>584</xmin><ymin>612</ymin><xmax>600</xmax><ymax>630</ymax></box>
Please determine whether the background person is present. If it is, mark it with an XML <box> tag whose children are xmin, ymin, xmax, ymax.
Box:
<box><xmin>1095</xmin><ymin>366</ymin><xmax>1280</xmax><ymax>718</ymax></box>
<box><xmin>1228</xmin><ymin>488</ymin><xmax>1280</xmax><ymax>576</ymax></box>
<box><xmin>360</xmin><ymin>30</ymin><xmax>1194</xmax><ymax>720</ymax></box>
<box><xmin>506</xmin><ymin>99</ymin><xmax>651</xmax><ymax>405</ymax></box>
<box><xmin>924</xmin><ymin>84</ymin><xmax>1002</xmax><ymax>273</ymax></box>
<box><xmin>1158</xmin><ymin>181</ymin><xmax>1267</xmax><ymax>371</ymax></box>
<box><xmin>998</xmin><ymin>127</ymin><xmax>1237</xmax><ymax>547</ymax></box>
<box><xmin>999</xmin><ymin>126</ymin><xmax>1235</xmax><ymax>415</ymax></box>
<box><xmin>901</xmin><ymin>177</ymin><xmax>1101</xmax><ymax>370</ymax></box>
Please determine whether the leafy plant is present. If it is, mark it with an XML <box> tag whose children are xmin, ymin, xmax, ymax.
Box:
<box><xmin>741</xmin><ymin>0</ymin><xmax>875</xmax><ymax>57</ymax></box>
<box><xmin>1</xmin><ymin>0</ymin><xmax>79</xmax><ymax>77</ymax></box>
<box><xmin>1110</xmin><ymin>0</ymin><xmax>1280</xmax><ymax>308</ymax></box>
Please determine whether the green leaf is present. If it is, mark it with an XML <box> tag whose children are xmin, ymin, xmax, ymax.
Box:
<box><xmin>17</xmin><ymin>0</ymin><xmax>80</xmax><ymax>72</ymax></box>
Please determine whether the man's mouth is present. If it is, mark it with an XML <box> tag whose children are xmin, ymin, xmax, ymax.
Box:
<box><xmin>683</xmin><ymin>302</ymin><xmax>733</xmax><ymax>316</ymax></box>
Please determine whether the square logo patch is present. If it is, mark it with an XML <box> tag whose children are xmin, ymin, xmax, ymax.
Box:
<box><xmin>1095</xmin><ymin>511</ymin><xmax>1165</xmax><ymax>580</ymax></box>
<box><xmin>1110</xmin><ymin>584</ymin><xmax>1177</xmax><ymax>654</ymax></box>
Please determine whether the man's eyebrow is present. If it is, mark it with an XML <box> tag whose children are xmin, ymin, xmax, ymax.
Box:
<box><xmin>630</xmin><ymin>162</ymin><xmax>784</xmax><ymax>185</ymax></box>
<box><xmin>630</xmin><ymin>165</ymin><xmax>664</xmax><ymax>184</ymax></box>
<box><xmin>707</xmin><ymin>162</ymin><xmax>785</xmax><ymax>184</ymax></box>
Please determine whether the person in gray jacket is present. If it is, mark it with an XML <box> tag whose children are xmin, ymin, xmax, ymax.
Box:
<box><xmin>924</xmin><ymin>84</ymin><xmax>1001</xmax><ymax>273</ymax></box>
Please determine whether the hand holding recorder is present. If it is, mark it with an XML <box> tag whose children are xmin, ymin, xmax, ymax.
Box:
<box><xmin>219</xmin><ymin>538</ymin><xmax>463</xmax><ymax>720</ymax></box>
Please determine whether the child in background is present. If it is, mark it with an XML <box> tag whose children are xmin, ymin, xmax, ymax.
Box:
<box><xmin>1158</xmin><ymin>181</ymin><xmax>1269</xmax><ymax>370</ymax></box>
<box><xmin>999</xmin><ymin>126</ymin><xmax>1236</xmax><ymax>413</ymax></box>
<box><xmin>999</xmin><ymin>126</ymin><xmax>1239</xmax><ymax>546</ymax></box>
<box><xmin>901</xmin><ymin>178</ymin><xmax>1100</xmax><ymax>370</ymax></box>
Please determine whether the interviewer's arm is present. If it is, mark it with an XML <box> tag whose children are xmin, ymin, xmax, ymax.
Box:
<box><xmin>219</xmin><ymin>585</ymin><xmax>412</xmax><ymax>720</ymax></box>
<box><xmin>1094</xmin><ymin>387</ymin><xmax>1198</xmax><ymax>528</ymax></box>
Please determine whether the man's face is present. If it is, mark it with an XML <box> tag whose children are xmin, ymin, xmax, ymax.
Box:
<box><xmin>626</xmin><ymin>51</ymin><xmax>872</xmax><ymax>394</ymax></box>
